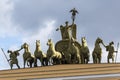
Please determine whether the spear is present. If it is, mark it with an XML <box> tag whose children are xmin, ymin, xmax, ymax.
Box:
<box><xmin>1</xmin><ymin>48</ymin><xmax>10</xmax><ymax>66</ymax></box>
<box><xmin>115</xmin><ymin>42</ymin><xmax>119</xmax><ymax>63</ymax></box>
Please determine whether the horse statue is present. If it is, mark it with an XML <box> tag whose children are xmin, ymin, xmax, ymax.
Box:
<box><xmin>47</xmin><ymin>39</ymin><xmax>62</xmax><ymax>65</ymax></box>
<box><xmin>92</xmin><ymin>37</ymin><xmax>105</xmax><ymax>64</ymax></box>
<box><xmin>20</xmin><ymin>43</ymin><xmax>35</xmax><ymax>68</ymax></box>
<box><xmin>80</xmin><ymin>37</ymin><xmax>90</xmax><ymax>64</ymax></box>
<box><xmin>7</xmin><ymin>50</ymin><xmax>20</xmax><ymax>69</ymax></box>
<box><xmin>34</xmin><ymin>40</ymin><xmax>48</xmax><ymax>66</ymax></box>
<box><xmin>67</xmin><ymin>37</ymin><xmax>81</xmax><ymax>64</ymax></box>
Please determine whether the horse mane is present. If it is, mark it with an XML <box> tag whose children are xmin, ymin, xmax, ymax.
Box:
<box><xmin>47</xmin><ymin>39</ymin><xmax>56</xmax><ymax>54</ymax></box>
<box><xmin>50</xmin><ymin>41</ymin><xmax>56</xmax><ymax>52</ymax></box>
<box><xmin>35</xmin><ymin>40</ymin><xmax>41</xmax><ymax>52</ymax></box>
<box><xmin>82</xmin><ymin>37</ymin><xmax>88</xmax><ymax>47</ymax></box>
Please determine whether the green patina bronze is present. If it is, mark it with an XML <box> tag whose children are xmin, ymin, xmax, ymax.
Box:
<box><xmin>80</xmin><ymin>37</ymin><xmax>90</xmax><ymax>64</ymax></box>
<box><xmin>34</xmin><ymin>40</ymin><xmax>48</xmax><ymax>66</ymax></box>
<box><xmin>105</xmin><ymin>41</ymin><xmax>117</xmax><ymax>63</ymax></box>
<box><xmin>20</xmin><ymin>43</ymin><xmax>35</xmax><ymax>68</ymax></box>
<box><xmin>7</xmin><ymin>50</ymin><xmax>20</xmax><ymax>69</ymax></box>
<box><xmin>47</xmin><ymin>39</ymin><xmax>62</xmax><ymax>65</ymax></box>
<box><xmin>92</xmin><ymin>37</ymin><xmax>106</xmax><ymax>64</ymax></box>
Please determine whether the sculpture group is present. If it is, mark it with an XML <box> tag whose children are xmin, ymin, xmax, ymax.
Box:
<box><xmin>3</xmin><ymin>8</ymin><xmax>118</xmax><ymax>69</ymax></box>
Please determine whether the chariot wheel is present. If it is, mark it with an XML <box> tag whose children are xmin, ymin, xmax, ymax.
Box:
<box><xmin>55</xmin><ymin>39</ymin><xmax>81</xmax><ymax>53</ymax></box>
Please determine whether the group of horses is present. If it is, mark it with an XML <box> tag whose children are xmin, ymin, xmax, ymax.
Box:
<box><xmin>12</xmin><ymin>37</ymin><xmax>106</xmax><ymax>68</ymax></box>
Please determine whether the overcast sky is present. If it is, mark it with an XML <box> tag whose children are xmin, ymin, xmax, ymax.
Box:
<box><xmin>0</xmin><ymin>0</ymin><xmax>120</xmax><ymax>70</ymax></box>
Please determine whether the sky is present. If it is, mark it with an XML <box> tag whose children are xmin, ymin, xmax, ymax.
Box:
<box><xmin>0</xmin><ymin>0</ymin><xmax>120</xmax><ymax>70</ymax></box>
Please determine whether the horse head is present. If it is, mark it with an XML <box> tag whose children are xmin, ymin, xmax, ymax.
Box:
<box><xmin>81</xmin><ymin>37</ymin><xmax>88</xmax><ymax>47</ymax></box>
<box><xmin>81</xmin><ymin>37</ymin><xmax>86</xmax><ymax>43</ymax></box>
<box><xmin>21</xmin><ymin>43</ymin><xmax>29</xmax><ymax>49</ymax></box>
<box><xmin>96</xmin><ymin>37</ymin><xmax>103</xmax><ymax>44</ymax></box>
<box><xmin>47</xmin><ymin>39</ymin><xmax>53</xmax><ymax>47</ymax></box>
<box><xmin>36</xmin><ymin>40</ymin><xmax>40</xmax><ymax>47</ymax></box>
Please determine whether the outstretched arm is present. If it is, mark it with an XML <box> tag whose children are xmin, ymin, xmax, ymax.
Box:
<box><xmin>56</xmin><ymin>25</ymin><xmax>63</xmax><ymax>31</ymax></box>
<box><xmin>101</xmin><ymin>41</ymin><xmax>106</xmax><ymax>48</ymax></box>
<box><xmin>76</xmin><ymin>10</ymin><xmax>79</xmax><ymax>14</ymax></box>
<box><xmin>69</xmin><ymin>10</ymin><xmax>72</xmax><ymax>12</ymax></box>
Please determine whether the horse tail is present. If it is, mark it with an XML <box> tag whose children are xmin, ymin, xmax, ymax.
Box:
<box><xmin>27</xmin><ymin>61</ymin><xmax>30</xmax><ymax>67</ymax></box>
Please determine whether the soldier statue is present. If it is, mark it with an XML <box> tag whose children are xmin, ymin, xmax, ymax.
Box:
<box><xmin>70</xmin><ymin>8</ymin><xmax>79</xmax><ymax>24</ymax></box>
<box><xmin>105</xmin><ymin>41</ymin><xmax>117</xmax><ymax>63</ymax></box>
<box><xmin>7</xmin><ymin>50</ymin><xmax>21</xmax><ymax>69</ymax></box>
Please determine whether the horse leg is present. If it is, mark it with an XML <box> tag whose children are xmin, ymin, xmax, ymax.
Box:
<box><xmin>87</xmin><ymin>54</ymin><xmax>90</xmax><ymax>64</ymax></box>
<box><xmin>16</xmin><ymin>62</ymin><xmax>20</xmax><ymax>69</ymax></box>
<box><xmin>97</xmin><ymin>55</ymin><xmax>101</xmax><ymax>63</ymax></box>
<box><xmin>107</xmin><ymin>55</ymin><xmax>109</xmax><ymax>63</ymax></box>
<box><xmin>92</xmin><ymin>54</ymin><xmax>95</xmax><ymax>64</ymax></box>
<box><xmin>85</xmin><ymin>58</ymin><xmax>86</xmax><ymax>64</ymax></box>
<box><xmin>84</xmin><ymin>57</ymin><xmax>86</xmax><ymax>64</ymax></box>
<box><xmin>40</xmin><ymin>58</ymin><xmax>44</xmax><ymax>66</ymax></box>
<box><xmin>66</xmin><ymin>54</ymin><xmax>71</xmax><ymax>64</ymax></box>
<box><xmin>53</xmin><ymin>57</ymin><xmax>57</xmax><ymax>65</ymax></box>
<box><xmin>99</xmin><ymin>55</ymin><xmax>101</xmax><ymax>63</ymax></box>
<box><xmin>52</xmin><ymin>58</ymin><xmax>55</xmax><ymax>65</ymax></box>
<box><xmin>76</xmin><ymin>55</ymin><xmax>81</xmax><ymax>64</ymax></box>
<box><xmin>92</xmin><ymin>52</ymin><xmax>98</xmax><ymax>64</ymax></box>
<box><xmin>112</xmin><ymin>56</ymin><xmax>114</xmax><ymax>63</ymax></box>
<box><xmin>95</xmin><ymin>54</ymin><xmax>98</xmax><ymax>64</ymax></box>
<box><xmin>10</xmin><ymin>61</ymin><xmax>13</xmax><ymax>70</ymax></box>
<box><xmin>81</xmin><ymin>54</ymin><xmax>84</xmax><ymax>64</ymax></box>
<box><xmin>24</xmin><ymin>60</ymin><xmax>26</xmax><ymax>68</ymax></box>
<box><xmin>44</xmin><ymin>58</ymin><xmax>48</xmax><ymax>66</ymax></box>
<box><xmin>30</xmin><ymin>62</ymin><xmax>32</xmax><ymax>68</ymax></box>
<box><xmin>11</xmin><ymin>64</ymin><xmax>13</xmax><ymax>70</ymax></box>
<box><xmin>34</xmin><ymin>58</ymin><xmax>37</xmax><ymax>67</ymax></box>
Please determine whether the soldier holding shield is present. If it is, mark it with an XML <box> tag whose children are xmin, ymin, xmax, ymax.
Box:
<box><xmin>7</xmin><ymin>50</ymin><xmax>21</xmax><ymax>69</ymax></box>
<box><xmin>105</xmin><ymin>41</ymin><xmax>117</xmax><ymax>63</ymax></box>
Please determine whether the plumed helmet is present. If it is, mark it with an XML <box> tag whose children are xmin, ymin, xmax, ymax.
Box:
<box><xmin>110</xmin><ymin>41</ymin><xmax>114</xmax><ymax>45</ymax></box>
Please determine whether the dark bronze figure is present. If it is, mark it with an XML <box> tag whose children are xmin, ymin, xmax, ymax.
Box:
<box><xmin>105</xmin><ymin>41</ymin><xmax>117</xmax><ymax>63</ymax></box>
<box><xmin>56</xmin><ymin>21</ymin><xmax>77</xmax><ymax>40</ymax></box>
<box><xmin>7</xmin><ymin>50</ymin><xmax>20</xmax><ymax>69</ymax></box>
<box><xmin>92</xmin><ymin>37</ymin><xmax>106</xmax><ymax>64</ymax></box>
<box><xmin>70</xmin><ymin>8</ymin><xmax>79</xmax><ymax>24</ymax></box>
<box><xmin>56</xmin><ymin>21</ymin><xmax>71</xmax><ymax>40</ymax></box>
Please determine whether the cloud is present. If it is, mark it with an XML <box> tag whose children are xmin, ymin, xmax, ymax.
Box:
<box><xmin>0</xmin><ymin>0</ymin><xmax>21</xmax><ymax>38</ymax></box>
<box><xmin>22</xmin><ymin>20</ymin><xmax>56</xmax><ymax>52</ymax></box>
<box><xmin>1</xmin><ymin>0</ymin><xmax>120</xmax><ymax>70</ymax></box>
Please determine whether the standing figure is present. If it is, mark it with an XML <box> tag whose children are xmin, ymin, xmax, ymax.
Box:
<box><xmin>7</xmin><ymin>50</ymin><xmax>20</xmax><ymax>69</ymax></box>
<box><xmin>70</xmin><ymin>8</ymin><xmax>79</xmax><ymax>24</ymax></box>
<box><xmin>56</xmin><ymin>21</ymin><xmax>71</xmax><ymax>40</ymax></box>
<box><xmin>56</xmin><ymin>21</ymin><xmax>77</xmax><ymax>40</ymax></box>
<box><xmin>105</xmin><ymin>41</ymin><xmax>117</xmax><ymax>63</ymax></box>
